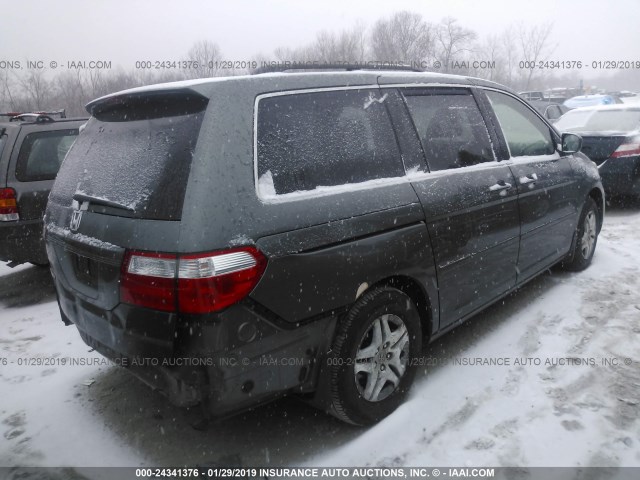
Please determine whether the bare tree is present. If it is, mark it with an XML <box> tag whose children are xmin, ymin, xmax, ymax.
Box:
<box><xmin>248</xmin><ymin>52</ymin><xmax>272</xmax><ymax>73</ymax></box>
<box><xmin>309</xmin><ymin>23</ymin><xmax>367</xmax><ymax>63</ymax></box>
<box><xmin>369</xmin><ymin>11</ymin><xmax>433</xmax><ymax>65</ymax></box>
<box><xmin>500</xmin><ymin>27</ymin><xmax>519</xmax><ymax>88</ymax></box>
<box><xmin>103</xmin><ymin>68</ymin><xmax>142</xmax><ymax>94</ymax></box>
<box><xmin>273</xmin><ymin>46</ymin><xmax>298</xmax><ymax>62</ymax></box>
<box><xmin>86</xmin><ymin>68</ymin><xmax>107</xmax><ymax>98</ymax></box>
<box><xmin>16</xmin><ymin>68</ymin><xmax>52</xmax><ymax>110</ymax></box>
<box><xmin>518</xmin><ymin>22</ymin><xmax>555</xmax><ymax>90</ymax></box>
<box><xmin>55</xmin><ymin>71</ymin><xmax>88</xmax><ymax>116</ymax></box>
<box><xmin>184</xmin><ymin>39</ymin><xmax>224</xmax><ymax>79</ymax></box>
<box><xmin>0</xmin><ymin>69</ymin><xmax>18</xmax><ymax>111</ymax></box>
<box><xmin>434</xmin><ymin>17</ymin><xmax>477</xmax><ymax>73</ymax></box>
<box><xmin>475</xmin><ymin>34</ymin><xmax>505</xmax><ymax>82</ymax></box>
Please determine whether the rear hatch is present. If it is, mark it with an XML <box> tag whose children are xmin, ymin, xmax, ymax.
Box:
<box><xmin>49</xmin><ymin>91</ymin><xmax>208</xmax><ymax>222</ymax></box>
<box><xmin>45</xmin><ymin>90</ymin><xmax>208</xmax><ymax>344</ymax></box>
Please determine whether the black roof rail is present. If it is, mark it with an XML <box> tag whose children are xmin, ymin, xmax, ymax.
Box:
<box><xmin>253</xmin><ymin>63</ymin><xmax>423</xmax><ymax>75</ymax></box>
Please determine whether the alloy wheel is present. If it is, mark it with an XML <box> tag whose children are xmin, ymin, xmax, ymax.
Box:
<box><xmin>354</xmin><ymin>313</ymin><xmax>410</xmax><ymax>402</ymax></box>
<box><xmin>580</xmin><ymin>210</ymin><xmax>597</xmax><ymax>259</ymax></box>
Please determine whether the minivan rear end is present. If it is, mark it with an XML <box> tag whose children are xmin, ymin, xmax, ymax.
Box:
<box><xmin>45</xmin><ymin>84</ymin><xmax>335</xmax><ymax>416</ymax></box>
<box><xmin>46</xmin><ymin>90</ymin><xmax>204</xmax><ymax>400</ymax></box>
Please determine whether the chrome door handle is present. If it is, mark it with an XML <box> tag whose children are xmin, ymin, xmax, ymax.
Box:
<box><xmin>489</xmin><ymin>181</ymin><xmax>512</xmax><ymax>192</ymax></box>
<box><xmin>519</xmin><ymin>173</ymin><xmax>538</xmax><ymax>184</ymax></box>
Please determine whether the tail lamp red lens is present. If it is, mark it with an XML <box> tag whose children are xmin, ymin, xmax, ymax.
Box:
<box><xmin>0</xmin><ymin>188</ymin><xmax>19</xmax><ymax>221</ymax></box>
<box><xmin>611</xmin><ymin>137</ymin><xmax>640</xmax><ymax>158</ymax></box>
<box><xmin>120</xmin><ymin>247</ymin><xmax>267</xmax><ymax>314</ymax></box>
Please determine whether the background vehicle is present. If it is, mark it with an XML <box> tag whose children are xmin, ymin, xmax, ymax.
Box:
<box><xmin>564</xmin><ymin>94</ymin><xmax>623</xmax><ymax>109</ymax></box>
<box><xmin>607</xmin><ymin>90</ymin><xmax>638</xmax><ymax>99</ymax></box>
<box><xmin>519</xmin><ymin>91</ymin><xmax>545</xmax><ymax>101</ymax></box>
<box><xmin>528</xmin><ymin>100</ymin><xmax>569</xmax><ymax>123</ymax></box>
<box><xmin>555</xmin><ymin>105</ymin><xmax>640</xmax><ymax>199</ymax></box>
<box><xmin>45</xmin><ymin>68</ymin><xmax>604</xmax><ymax>426</ymax></box>
<box><xmin>0</xmin><ymin>112</ymin><xmax>86</xmax><ymax>265</ymax></box>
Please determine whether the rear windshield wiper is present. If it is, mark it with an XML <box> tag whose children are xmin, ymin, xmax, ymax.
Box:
<box><xmin>73</xmin><ymin>193</ymin><xmax>135</xmax><ymax>212</ymax></box>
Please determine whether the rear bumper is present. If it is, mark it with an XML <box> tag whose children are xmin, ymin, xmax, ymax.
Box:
<box><xmin>0</xmin><ymin>218</ymin><xmax>47</xmax><ymax>264</ymax></box>
<box><xmin>53</xmin><ymin>275</ymin><xmax>336</xmax><ymax>415</ymax></box>
<box><xmin>599</xmin><ymin>157</ymin><xmax>640</xmax><ymax>196</ymax></box>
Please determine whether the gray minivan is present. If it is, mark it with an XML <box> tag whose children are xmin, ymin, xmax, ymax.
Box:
<box><xmin>45</xmin><ymin>69</ymin><xmax>604</xmax><ymax>425</ymax></box>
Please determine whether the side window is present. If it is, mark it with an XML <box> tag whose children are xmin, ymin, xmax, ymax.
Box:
<box><xmin>256</xmin><ymin>89</ymin><xmax>403</xmax><ymax>196</ymax></box>
<box><xmin>16</xmin><ymin>129</ymin><xmax>79</xmax><ymax>181</ymax></box>
<box><xmin>403</xmin><ymin>91</ymin><xmax>494</xmax><ymax>172</ymax></box>
<box><xmin>485</xmin><ymin>91</ymin><xmax>555</xmax><ymax>157</ymax></box>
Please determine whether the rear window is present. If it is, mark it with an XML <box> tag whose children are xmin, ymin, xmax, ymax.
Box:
<box><xmin>555</xmin><ymin>109</ymin><xmax>640</xmax><ymax>133</ymax></box>
<box><xmin>51</xmin><ymin>93</ymin><xmax>207</xmax><ymax>220</ymax></box>
<box><xmin>16</xmin><ymin>129</ymin><xmax>78</xmax><ymax>181</ymax></box>
<box><xmin>256</xmin><ymin>89</ymin><xmax>404</xmax><ymax>197</ymax></box>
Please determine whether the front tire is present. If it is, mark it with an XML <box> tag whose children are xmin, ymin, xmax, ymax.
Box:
<box><xmin>328</xmin><ymin>287</ymin><xmax>422</xmax><ymax>426</ymax></box>
<box><xmin>562</xmin><ymin>197</ymin><xmax>599</xmax><ymax>271</ymax></box>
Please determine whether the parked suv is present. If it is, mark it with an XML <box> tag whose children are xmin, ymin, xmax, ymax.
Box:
<box><xmin>45</xmin><ymin>69</ymin><xmax>604</xmax><ymax>425</ymax></box>
<box><xmin>1</xmin><ymin>111</ymin><xmax>86</xmax><ymax>265</ymax></box>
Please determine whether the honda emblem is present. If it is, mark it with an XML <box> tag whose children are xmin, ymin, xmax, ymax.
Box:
<box><xmin>70</xmin><ymin>210</ymin><xmax>83</xmax><ymax>232</ymax></box>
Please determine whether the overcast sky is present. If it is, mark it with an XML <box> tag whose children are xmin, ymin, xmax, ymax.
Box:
<box><xmin>1</xmin><ymin>0</ymin><xmax>638</xmax><ymax>73</ymax></box>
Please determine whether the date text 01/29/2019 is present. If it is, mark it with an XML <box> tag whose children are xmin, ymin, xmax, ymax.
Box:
<box><xmin>519</xmin><ymin>60</ymin><xmax>640</xmax><ymax>69</ymax></box>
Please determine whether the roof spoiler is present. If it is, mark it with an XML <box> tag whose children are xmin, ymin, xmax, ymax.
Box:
<box><xmin>85</xmin><ymin>89</ymin><xmax>209</xmax><ymax>120</ymax></box>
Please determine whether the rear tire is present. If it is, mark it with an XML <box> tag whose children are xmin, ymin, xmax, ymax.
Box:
<box><xmin>562</xmin><ymin>197</ymin><xmax>599</xmax><ymax>272</ymax></box>
<box><xmin>327</xmin><ymin>287</ymin><xmax>421</xmax><ymax>426</ymax></box>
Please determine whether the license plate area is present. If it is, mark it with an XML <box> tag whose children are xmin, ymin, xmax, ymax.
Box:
<box><xmin>73</xmin><ymin>253</ymin><xmax>98</xmax><ymax>289</ymax></box>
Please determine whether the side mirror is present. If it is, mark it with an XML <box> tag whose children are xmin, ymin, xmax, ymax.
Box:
<box><xmin>561</xmin><ymin>133</ymin><xmax>582</xmax><ymax>154</ymax></box>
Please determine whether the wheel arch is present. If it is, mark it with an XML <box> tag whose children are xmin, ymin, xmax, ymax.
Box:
<box><xmin>588</xmin><ymin>186</ymin><xmax>605</xmax><ymax>232</ymax></box>
<box><xmin>368</xmin><ymin>275</ymin><xmax>434</xmax><ymax>342</ymax></box>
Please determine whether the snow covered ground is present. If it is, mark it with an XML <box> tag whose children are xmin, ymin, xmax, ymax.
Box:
<box><xmin>1</xmin><ymin>204</ymin><xmax>639</xmax><ymax>471</ymax></box>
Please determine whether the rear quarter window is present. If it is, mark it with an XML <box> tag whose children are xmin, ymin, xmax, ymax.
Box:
<box><xmin>256</xmin><ymin>89</ymin><xmax>404</xmax><ymax>197</ymax></box>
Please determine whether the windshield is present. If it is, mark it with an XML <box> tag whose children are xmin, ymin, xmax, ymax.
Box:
<box><xmin>555</xmin><ymin>109</ymin><xmax>640</xmax><ymax>133</ymax></box>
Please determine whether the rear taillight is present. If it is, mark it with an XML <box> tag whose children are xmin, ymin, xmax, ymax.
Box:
<box><xmin>120</xmin><ymin>251</ymin><xmax>177</xmax><ymax>312</ymax></box>
<box><xmin>120</xmin><ymin>247</ymin><xmax>267</xmax><ymax>314</ymax></box>
<box><xmin>611</xmin><ymin>137</ymin><xmax>640</xmax><ymax>158</ymax></box>
<box><xmin>0</xmin><ymin>188</ymin><xmax>19</xmax><ymax>221</ymax></box>
<box><xmin>177</xmin><ymin>248</ymin><xmax>267</xmax><ymax>314</ymax></box>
